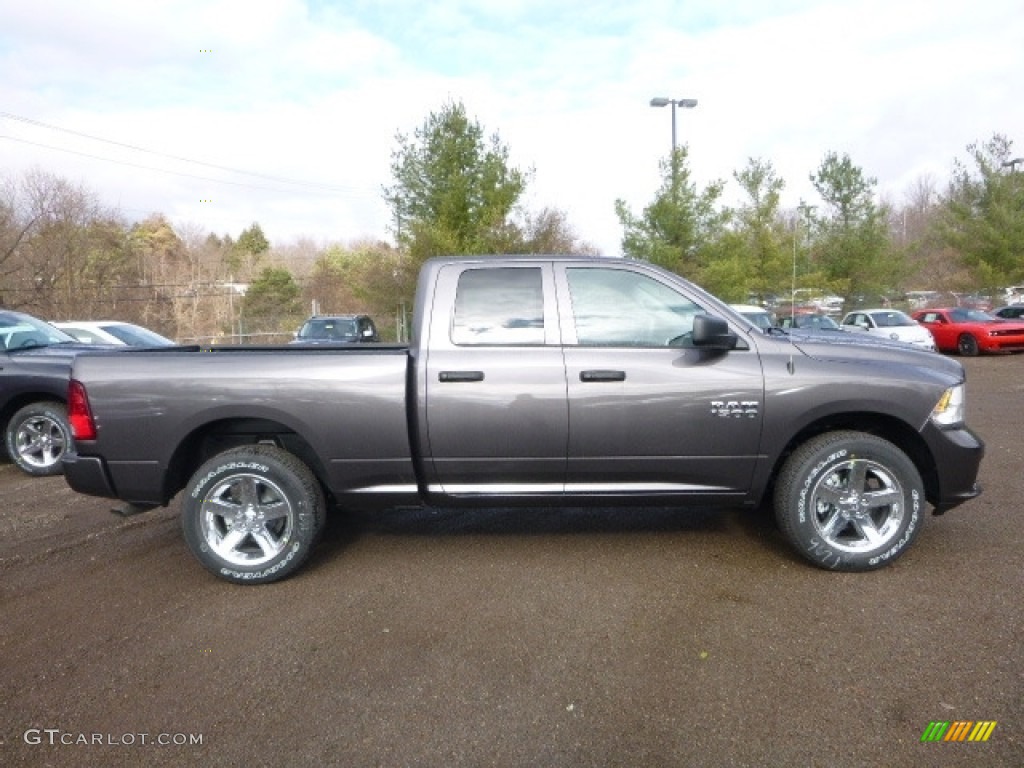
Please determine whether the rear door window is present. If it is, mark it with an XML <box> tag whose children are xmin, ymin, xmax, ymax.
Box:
<box><xmin>452</xmin><ymin>268</ymin><xmax>545</xmax><ymax>345</ymax></box>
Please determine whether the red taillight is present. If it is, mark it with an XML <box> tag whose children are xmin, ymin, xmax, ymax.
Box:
<box><xmin>67</xmin><ymin>379</ymin><xmax>97</xmax><ymax>441</ymax></box>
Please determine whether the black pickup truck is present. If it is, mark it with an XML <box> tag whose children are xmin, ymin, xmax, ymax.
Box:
<box><xmin>0</xmin><ymin>310</ymin><xmax>103</xmax><ymax>476</ymax></box>
<box><xmin>63</xmin><ymin>256</ymin><xmax>984</xmax><ymax>583</ymax></box>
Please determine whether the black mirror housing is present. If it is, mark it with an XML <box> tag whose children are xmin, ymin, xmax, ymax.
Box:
<box><xmin>692</xmin><ymin>314</ymin><xmax>738</xmax><ymax>350</ymax></box>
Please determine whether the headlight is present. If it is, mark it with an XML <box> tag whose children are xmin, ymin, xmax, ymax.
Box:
<box><xmin>931</xmin><ymin>384</ymin><xmax>965</xmax><ymax>427</ymax></box>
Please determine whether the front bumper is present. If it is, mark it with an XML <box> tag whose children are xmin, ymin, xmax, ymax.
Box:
<box><xmin>921</xmin><ymin>423</ymin><xmax>985</xmax><ymax>512</ymax></box>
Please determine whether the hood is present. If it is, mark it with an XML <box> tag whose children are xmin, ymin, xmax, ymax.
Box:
<box><xmin>783</xmin><ymin>331</ymin><xmax>963</xmax><ymax>378</ymax></box>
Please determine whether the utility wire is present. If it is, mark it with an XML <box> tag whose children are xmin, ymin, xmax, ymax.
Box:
<box><xmin>0</xmin><ymin>133</ymin><xmax>377</xmax><ymax>198</ymax></box>
<box><xmin>0</xmin><ymin>111</ymin><xmax>376</xmax><ymax>195</ymax></box>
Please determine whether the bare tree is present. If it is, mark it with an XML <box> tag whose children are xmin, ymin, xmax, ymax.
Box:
<box><xmin>0</xmin><ymin>168</ymin><xmax>113</xmax><ymax>315</ymax></box>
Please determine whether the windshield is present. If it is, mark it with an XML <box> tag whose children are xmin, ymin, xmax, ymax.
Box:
<box><xmin>868</xmin><ymin>310</ymin><xmax>916</xmax><ymax>328</ymax></box>
<box><xmin>102</xmin><ymin>323</ymin><xmax>174</xmax><ymax>346</ymax></box>
<box><xmin>788</xmin><ymin>314</ymin><xmax>841</xmax><ymax>330</ymax></box>
<box><xmin>0</xmin><ymin>311</ymin><xmax>76</xmax><ymax>350</ymax></box>
<box><xmin>949</xmin><ymin>308</ymin><xmax>997</xmax><ymax>323</ymax></box>
<box><xmin>743</xmin><ymin>311</ymin><xmax>773</xmax><ymax>330</ymax></box>
<box><xmin>299</xmin><ymin>318</ymin><xmax>358</xmax><ymax>340</ymax></box>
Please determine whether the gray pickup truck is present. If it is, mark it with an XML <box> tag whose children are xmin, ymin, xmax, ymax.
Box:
<box><xmin>63</xmin><ymin>256</ymin><xmax>984</xmax><ymax>583</ymax></box>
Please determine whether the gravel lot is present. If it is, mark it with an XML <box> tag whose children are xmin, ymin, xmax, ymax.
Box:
<box><xmin>0</xmin><ymin>356</ymin><xmax>1020</xmax><ymax>767</ymax></box>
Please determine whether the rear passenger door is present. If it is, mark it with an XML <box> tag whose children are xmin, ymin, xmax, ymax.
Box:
<box><xmin>421</xmin><ymin>262</ymin><xmax>568</xmax><ymax>495</ymax></box>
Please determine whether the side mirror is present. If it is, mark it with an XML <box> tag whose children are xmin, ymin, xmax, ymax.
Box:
<box><xmin>692</xmin><ymin>314</ymin><xmax>738</xmax><ymax>350</ymax></box>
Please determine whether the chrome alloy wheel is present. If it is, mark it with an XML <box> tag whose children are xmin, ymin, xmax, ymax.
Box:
<box><xmin>808</xmin><ymin>458</ymin><xmax>905</xmax><ymax>554</ymax></box>
<box><xmin>14</xmin><ymin>413</ymin><xmax>67</xmax><ymax>471</ymax></box>
<box><xmin>200</xmin><ymin>472</ymin><xmax>295</xmax><ymax>567</ymax></box>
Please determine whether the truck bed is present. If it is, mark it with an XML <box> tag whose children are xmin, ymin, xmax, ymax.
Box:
<box><xmin>66</xmin><ymin>344</ymin><xmax>417</xmax><ymax>506</ymax></box>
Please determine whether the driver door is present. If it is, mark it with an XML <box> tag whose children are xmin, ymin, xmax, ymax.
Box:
<box><xmin>555</xmin><ymin>264</ymin><xmax>764</xmax><ymax>499</ymax></box>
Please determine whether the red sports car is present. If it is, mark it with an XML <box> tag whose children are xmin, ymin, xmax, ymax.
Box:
<box><xmin>911</xmin><ymin>307</ymin><xmax>1024</xmax><ymax>356</ymax></box>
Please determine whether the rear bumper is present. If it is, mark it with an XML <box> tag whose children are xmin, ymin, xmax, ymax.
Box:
<box><xmin>63</xmin><ymin>451</ymin><xmax>167</xmax><ymax>505</ymax></box>
<box><xmin>62</xmin><ymin>452</ymin><xmax>117</xmax><ymax>499</ymax></box>
<box><xmin>922</xmin><ymin>423</ymin><xmax>985</xmax><ymax>512</ymax></box>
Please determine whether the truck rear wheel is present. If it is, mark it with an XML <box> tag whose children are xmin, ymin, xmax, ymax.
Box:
<box><xmin>182</xmin><ymin>445</ymin><xmax>326</xmax><ymax>584</ymax></box>
<box><xmin>4</xmin><ymin>402</ymin><xmax>71</xmax><ymax>477</ymax></box>
<box><xmin>774</xmin><ymin>431</ymin><xmax>924</xmax><ymax>571</ymax></box>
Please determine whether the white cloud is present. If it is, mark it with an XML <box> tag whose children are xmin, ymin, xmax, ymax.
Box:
<box><xmin>1</xmin><ymin>0</ymin><xmax>1022</xmax><ymax>256</ymax></box>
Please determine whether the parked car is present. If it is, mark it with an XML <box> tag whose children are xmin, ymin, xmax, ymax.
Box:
<box><xmin>911</xmin><ymin>308</ymin><xmax>1024</xmax><ymax>356</ymax></box>
<box><xmin>1</xmin><ymin>310</ymin><xmax>119</xmax><ymax>475</ymax></box>
<box><xmin>951</xmin><ymin>293</ymin><xmax>992</xmax><ymax>311</ymax></box>
<box><xmin>777</xmin><ymin>313</ymin><xmax>845</xmax><ymax>334</ymax></box>
<box><xmin>730</xmin><ymin>304</ymin><xmax>774</xmax><ymax>331</ymax></box>
<box><xmin>992</xmin><ymin>304</ymin><xmax>1024</xmax><ymax>320</ymax></box>
<box><xmin>291</xmin><ymin>314</ymin><xmax>378</xmax><ymax>344</ymax></box>
<box><xmin>54</xmin><ymin>320</ymin><xmax>174</xmax><ymax>347</ymax></box>
<box><xmin>905</xmin><ymin>290</ymin><xmax>941</xmax><ymax>310</ymax></box>
<box><xmin>1002</xmin><ymin>286</ymin><xmax>1024</xmax><ymax>304</ymax></box>
<box><xmin>840</xmin><ymin>309</ymin><xmax>936</xmax><ymax>351</ymax></box>
<box><xmin>789</xmin><ymin>290</ymin><xmax>844</xmax><ymax>315</ymax></box>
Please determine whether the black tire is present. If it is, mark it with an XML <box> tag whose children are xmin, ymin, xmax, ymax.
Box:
<box><xmin>774</xmin><ymin>431</ymin><xmax>924</xmax><ymax>572</ymax></box>
<box><xmin>181</xmin><ymin>445</ymin><xmax>326</xmax><ymax>584</ymax></box>
<box><xmin>4</xmin><ymin>402</ymin><xmax>71</xmax><ymax>477</ymax></box>
<box><xmin>957</xmin><ymin>333</ymin><xmax>980</xmax><ymax>356</ymax></box>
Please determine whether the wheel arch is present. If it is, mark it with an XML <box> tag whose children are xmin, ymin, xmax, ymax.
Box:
<box><xmin>1</xmin><ymin>392</ymin><xmax>66</xmax><ymax>434</ymax></box>
<box><xmin>163</xmin><ymin>417</ymin><xmax>329</xmax><ymax>503</ymax></box>
<box><xmin>765</xmin><ymin>411</ymin><xmax>938</xmax><ymax>507</ymax></box>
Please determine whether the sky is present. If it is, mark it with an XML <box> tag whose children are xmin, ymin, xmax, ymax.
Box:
<box><xmin>1</xmin><ymin>0</ymin><xmax>1022</xmax><ymax>257</ymax></box>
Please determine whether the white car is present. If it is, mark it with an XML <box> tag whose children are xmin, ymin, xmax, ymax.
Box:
<box><xmin>54</xmin><ymin>321</ymin><xmax>174</xmax><ymax>347</ymax></box>
<box><xmin>840</xmin><ymin>309</ymin><xmax>936</xmax><ymax>350</ymax></box>
<box><xmin>730</xmin><ymin>304</ymin><xmax>774</xmax><ymax>331</ymax></box>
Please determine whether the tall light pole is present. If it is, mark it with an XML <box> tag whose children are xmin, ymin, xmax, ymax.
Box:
<box><xmin>649</xmin><ymin>96</ymin><xmax>697</xmax><ymax>155</ymax></box>
<box><xmin>1003</xmin><ymin>157</ymin><xmax>1024</xmax><ymax>171</ymax></box>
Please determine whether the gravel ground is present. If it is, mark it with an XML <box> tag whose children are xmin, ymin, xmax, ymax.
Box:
<box><xmin>0</xmin><ymin>355</ymin><xmax>1020</xmax><ymax>767</ymax></box>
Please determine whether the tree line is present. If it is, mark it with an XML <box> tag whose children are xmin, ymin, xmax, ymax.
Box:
<box><xmin>2</xmin><ymin>100</ymin><xmax>1021</xmax><ymax>342</ymax></box>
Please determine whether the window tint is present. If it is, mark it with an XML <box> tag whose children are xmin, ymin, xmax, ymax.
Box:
<box><xmin>870</xmin><ymin>311</ymin><xmax>914</xmax><ymax>328</ymax></box>
<box><xmin>65</xmin><ymin>328</ymin><xmax>106</xmax><ymax>344</ymax></box>
<box><xmin>301</xmin><ymin>318</ymin><xmax>357</xmax><ymax>340</ymax></box>
<box><xmin>103</xmin><ymin>324</ymin><xmax>172</xmax><ymax>345</ymax></box>
<box><xmin>452</xmin><ymin>268</ymin><xmax>545</xmax><ymax>345</ymax></box>
<box><xmin>566</xmin><ymin>268</ymin><xmax>703</xmax><ymax>346</ymax></box>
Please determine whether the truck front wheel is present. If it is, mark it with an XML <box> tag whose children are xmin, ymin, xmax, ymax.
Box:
<box><xmin>182</xmin><ymin>445</ymin><xmax>326</xmax><ymax>584</ymax></box>
<box><xmin>774</xmin><ymin>431</ymin><xmax>924</xmax><ymax>571</ymax></box>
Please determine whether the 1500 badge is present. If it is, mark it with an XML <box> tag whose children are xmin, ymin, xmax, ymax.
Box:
<box><xmin>711</xmin><ymin>400</ymin><xmax>759</xmax><ymax>418</ymax></box>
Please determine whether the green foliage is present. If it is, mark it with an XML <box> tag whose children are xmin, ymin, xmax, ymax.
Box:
<box><xmin>728</xmin><ymin>158</ymin><xmax>792</xmax><ymax>300</ymax></box>
<box><xmin>305</xmin><ymin>242</ymin><xmax>409</xmax><ymax>340</ymax></box>
<box><xmin>226</xmin><ymin>222</ymin><xmax>269</xmax><ymax>276</ymax></box>
<box><xmin>384</xmin><ymin>100</ymin><xmax>531</xmax><ymax>265</ymax></box>
<box><xmin>938</xmin><ymin>133</ymin><xmax>1024</xmax><ymax>287</ymax></box>
<box><xmin>241</xmin><ymin>266</ymin><xmax>302</xmax><ymax>333</ymax></box>
<box><xmin>235</xmin><ymin>222</ymin><xmax>269</xmax><ymax>255</ymax></box>
<box><xmin>809</xmin><ymin>152</ymin><xmax>897</xmax><ymax>299</ymax></box>
<box><xmin>615</xmin><ymin>146</ymin><xmax>726</xmax><ymax>279</ymax></box>
<box><xmin>697</xmin><ymin>229</ymin><xmax>751</xmax><ymax>300</ymax></box>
